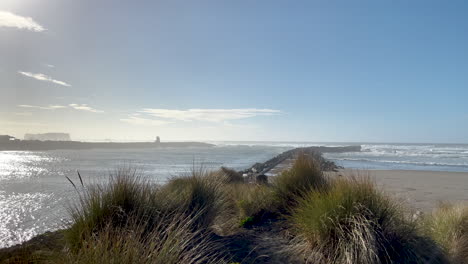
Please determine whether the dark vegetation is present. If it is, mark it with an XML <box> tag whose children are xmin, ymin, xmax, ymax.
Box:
<box><xmin>1</xmin><ymin>152</ymin><xmax>468</xmax><ymax>263</ymax></box>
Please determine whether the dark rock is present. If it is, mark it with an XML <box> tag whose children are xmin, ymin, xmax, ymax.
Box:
<box><xmin>239</xmin><ymin>145</ymin><xmax>359</xmax><ymax>176</ymax></box>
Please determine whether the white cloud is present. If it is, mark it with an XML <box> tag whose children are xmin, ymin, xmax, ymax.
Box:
<box><xmin>18</xmin><ymin>104</ymin><xmax>66</xmax><ymax>110</ymax></box>
<box><xmin>140</xmin><ymin>108</ymin><xmax>281</xmax><ymax>122</ymax></box>
<box><xmin>0</xmin><ymin>11</ymin><xmax>45</xmax><ymax>32</ymax></box>
<box><xmin>18</xmin><ymin>71</ymin><xmax>71</xmax><ymax>87</ymax></box>
<box><xmin>120</xmin><ymin>116</ymin><xmax>171</xmax><ymax>126</ymax></box>
<box><xmin>44</xmin><ymin>64</ymin><xmax>55</xmax><ymax>68</ymax></box>
<box><xmin>69</xmin><ymin>104</ymin><xmax>103</xmax><ymax>113</ymax></box>
<box><xmin>18</xmin><ymin>104</ymin><xmax>103</xmax><ymax>113</ymax></box>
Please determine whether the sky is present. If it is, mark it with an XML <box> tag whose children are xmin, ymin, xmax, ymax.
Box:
<box><xmin>1</xmin><ymin>0</ymin><xmax>468</xmax><ymax>143</ymax></box>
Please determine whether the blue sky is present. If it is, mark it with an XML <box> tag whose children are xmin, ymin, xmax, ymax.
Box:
<box><xmin>1</xmin><ymin>0</ymin><xmax>467</xmax><ymax>142</ymax></box>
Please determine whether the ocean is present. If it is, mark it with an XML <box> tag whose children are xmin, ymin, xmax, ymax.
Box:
<box><xmin>1</xmin><ymin>142</ymin><xmax>468</xmax><ymax>248</ymax></box>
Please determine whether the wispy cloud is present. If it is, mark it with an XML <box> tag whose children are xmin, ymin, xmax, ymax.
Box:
<box><xmin>14</xmin><ymin>112</ymin><xmax>33</xmax><ymax>116</ymax></box>
<box><xmin>0</xmin><ymin>11</ymin><xmax>45</xmax><ymax>32</ymax></box>
<box><xmin>18</xmin><ymin>104</ymin><xmax>103</xmax><ymax>113</ymax></box>
<box><xmin>69</xmin><ymin>104</ymin><xmax>103</xmax><ymax>113</ymax></box>
<box><xmin>18</xmin><ymin>71</ymin><xmax>71</xmax><ymax>87</ymax></box>
<box><xmin>140</xmin><ymin>108</ymin><xmax>281</xmax><ymax>122</ymax></box>
<box><xmin>18</xmin><ymin>104</ymin><xmax>66</xmax><ymax>110</ymax></box>
<box><xmin>120</xmin><ymin>116</ymin><xmax>172</xmax><ymax>126</ymax></box>
<box><xmin>44</xmin><ymin>64</ymin><xmax>55</xmax><ymax>68</ymax></box>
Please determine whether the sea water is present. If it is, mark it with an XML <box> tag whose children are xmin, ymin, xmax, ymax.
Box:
<box><xmin>1</xmin><ymin>142</ymin><xmax>468</xmax><ymax>248</ymax></box>
<box><xmin>323</xmin><ymin>143</ymin><xmax>468</xmax><ymax>172</ymax></box>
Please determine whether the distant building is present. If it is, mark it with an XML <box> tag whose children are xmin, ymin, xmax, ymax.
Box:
<box><xmin>155</xmin><ymin>136</ymin><xmax>161</xmax><ymax>144</ymax></box>
<box><xmin>0</xmin><ymin>135</ymin><xmax>15</xmax><ymax>142</ymax></box>
<box><xmin>24</xmin><ymin>133</ymin><xmax>71</xmax><ymax>141</ymax></box>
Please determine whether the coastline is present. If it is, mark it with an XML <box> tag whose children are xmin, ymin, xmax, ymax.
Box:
<box><xmin>2</xmin><ymin>146</ymin><xmax>468</xmax><ymax>262</ymax></box>
<box><xmin>2</xmin><ymin>147</ymin><xmax>468</xmax><ymax>250</ymax></box>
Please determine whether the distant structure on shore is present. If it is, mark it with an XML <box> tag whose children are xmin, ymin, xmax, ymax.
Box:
<box><xmin>0</xmin><ymin>135</ymin><xmax>16</xmax><ymax>142</ymax></box>
<box><xmin>24</xmin><ymin>133</ymin><xmax>71</xmax><ymax>141</ymax></box>
<box><xmin>0</xmin><ymin>135</ymin><xmax>213</xmax><ymax>151</ymax></box>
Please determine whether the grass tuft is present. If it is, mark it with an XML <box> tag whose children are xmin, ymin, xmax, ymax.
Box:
<box><xmin>161</xmin><ymin>169</ymin><xmax>228</xmax><ymax>230</ymax></box>
<box><xmin>272</xmin><ymin>153</ymin><xmax>329</xmax><ymax>211</ymax></box>
<box><xmin>421</xmin><ymin>203</ymin><xmax>468</xmax><ymax>263</ymax></box>
<box><xmin>63</xmin><ymin>213</ymin><xmax>228</xmax><ymax>264</ymax></box>
<box><xmin>64</xmin><ymin>167</ymin><xmax>230</xmax><ymax>263</ymax></box>
<box><xmin>227</xmin><ymin>183</ymin><xmax>277</xmax><ymax>227</ymax></box>
<box><xmin>65</xmin><ymin>168</ymin><xmax>161</xmax><ymax>251</ymax></box>
<box><xmin>290</xmin><ymin>176</ymin><xmax>447</xmax><ymax>264</ymax></box>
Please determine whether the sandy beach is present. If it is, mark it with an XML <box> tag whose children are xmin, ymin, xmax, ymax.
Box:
<box><xmin>334</xmin><ymin>169</ymin><xmax>468</xmax><ymax>212</ymax></box>
<box><xmin>266</xmin><ymin>158</ymin><xmax>468</xmax><ymax>212</ymax></box>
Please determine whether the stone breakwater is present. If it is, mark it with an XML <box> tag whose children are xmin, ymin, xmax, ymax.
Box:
<box><xmin>239</xmin><ymin>145</ymin><xmax>361</xmax><ymax>178</ymax></box>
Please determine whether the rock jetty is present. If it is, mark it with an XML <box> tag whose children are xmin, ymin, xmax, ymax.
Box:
<box><xmin>238</xmin><ymin>145</ymin><xmax>360</xmax><ymax>180</ymax></box>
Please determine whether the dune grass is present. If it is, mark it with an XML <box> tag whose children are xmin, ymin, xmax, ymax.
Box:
<box><xmin>160</xmin><ymin>169</ymin><xmax>228</xmax><ymax>230</ymax></box>
<box><xmin>225</xmin><ymin>183</ymin><xmax>276</xmax><ymax>227</ymax></box>
<box><xmin>272</xmin><ymin>153</ymin><xmax>329</xmax><ymax>211</ymax></box>
<box><xmin>65</xmin><ymin>168</ymin><xmax>162</xmax><ymax>251</ymax></box>
<box><xmin>421</xmin><ymin>203</ymin><xmax>468</xmax><ymax>263</ymax></box>
<box><xmin>289</xmin><ymin>176</ymin><xmax>447</xmax><ymax>264</ymax></box>
<box><xmin>63</xmin><ymin>214</ymin><xmax>227</xmax><ymax>264</ymax></box>
<box><xmin>64</xmin><ymin>168</ymin><xmax>230</xmax><ymax>263</ymax></box>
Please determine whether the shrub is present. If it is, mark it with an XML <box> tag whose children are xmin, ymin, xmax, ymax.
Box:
<box><xmin>421</xmin><ymin>203</ymin><xmax>468</xmax><ymax>263</ymax></box>
<box><xmin>290</xmin><ymin>176</ymin><xmax>447</xmax><ymax>264</ymax></box>
<box><xmin>272</xmin><ymin>153</ymin><xmax>329</xmax><ymax>210</ymax></box>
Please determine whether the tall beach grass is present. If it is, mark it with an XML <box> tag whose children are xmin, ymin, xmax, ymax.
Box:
<box><xmin>421</xmin><ymin>203</ymin><xmax>468</xmax><ymax>263</ymax></box>
<box><xmin>64</xmin><ymin>168</ymin><xmax>229</xmax><ymax>263</ymax></box>
<box><xmin>289</xmin><ymin>176</ymin><xmax>447</xmax><ymax>264</ymax></box>
<box><xmin>272</xmin><ymin>153</ymin><xmax>329</xmax><ymax>211</ymax></box>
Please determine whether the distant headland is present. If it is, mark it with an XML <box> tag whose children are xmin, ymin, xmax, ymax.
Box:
<box><xmin>0</xmin><ymin>134</ymin><xmax>214</xmax><ymax>151</ymax></box>
<box><xmin>24</xmin><ymin>133</ymin><xmax>72</xmax><ymax>141</ymax></box>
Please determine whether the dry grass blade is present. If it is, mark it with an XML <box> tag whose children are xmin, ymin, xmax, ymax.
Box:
<box><xmin>65</xmin><ymin>176</ymin><xmax>77</xmax><ymax>190</ymax></box>
<box><xmin>77</xmin><ymin>171</ymin><xmax>84</xmax><ymax>187</ymax></box>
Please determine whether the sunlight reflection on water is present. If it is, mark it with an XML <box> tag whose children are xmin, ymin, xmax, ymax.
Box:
<box><xmin>0</xmin><ymin>151</ymin><xmax>59</xmax><ymax>180</ymax></box>
<box><xmin>0</xmin><ymin>191</ymin><xmax>64</xmax><ymax>248</ymax></box>
<box><xmin>0</xmin><ymin>146</ymin><xmax>289</xmax><ymax>248</ymax></box>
